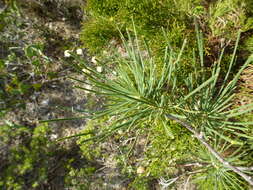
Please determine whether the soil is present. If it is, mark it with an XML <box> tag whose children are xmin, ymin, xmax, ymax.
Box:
<box><xmin>0</xmin><ymin>1</ymin><xmax>130</xmax><ymax>189</ymax></box>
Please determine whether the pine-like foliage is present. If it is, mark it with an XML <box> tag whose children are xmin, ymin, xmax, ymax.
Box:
<box><xmin>69</xmin><ymin>24</ymin><xmax>253</xmax><ymax>188</ymax></box>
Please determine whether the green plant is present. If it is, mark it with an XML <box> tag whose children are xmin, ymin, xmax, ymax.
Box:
<box><xmin>0</xmin><ymin>43</ymin><xmax>53</xmax><ymax>112</ymax></box>
<box><xmin>0</xmin><ymin>0</ymin><xmax>21</xmax><ymax>35</ymax></box>
<box><xmin>65</xmin><ymin>165</ymin><xmax>97</xmax><ymax>190</ymax></box>
<box><xmin>0</xmin><ymin>120</ymin><xmax>102</xmax><ymax>189</ymax></box>
<box><xmin>69</xmin><ymin>23</ymin><xmax>253</xmax><ymax>188</ymax></box>
<box><xmin>0</xmin><ymin>123</ymin><xmax>52</xmax><ymax>189</ymax></box>
<box><xmin>129</xmin><ymin>176</ymin><xmax>150</xmax><ymax>190</ymax></box>
<box><xmin>77</xmin><ymin>118</ymin><xmax>105</xmax><ymax>161</ymax></box>
<box><xmin>193</xmin><ymin>136</ymin><xmax>252</xmax><ymax>190</ymax></box>
<box><xmin>0</xmin><ymin>1</ymin><xmax>57</xmax><ymax>112</ymax></box>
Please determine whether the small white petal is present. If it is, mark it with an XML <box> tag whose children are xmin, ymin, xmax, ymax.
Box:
<box><xmin>64</xmin><ymin>50</ymin><xmax>71</xmax><ymax>57</ymax></box>
<box><xmin>30</xmin><ymin>72</ymin><xmax>35</xmax><ymax>77</ymax></box>
<box><xmin>50</xmin><ymin>134</ymin><xmax>58</xmax><ymax>140</ymax></box>
<box><xmin>91</xmin><ymin>56</ymin><xmax>97</xmax><ymax>63</ymax></box>
<box><xmin>76</xmin><ymin>48</ymin><xmax>83</xmax><ymax>55</ymax></box>
<box><xmin>48</xmin><ymin>22</ymin><xmax>53</xmax><ymax>30</ymax></box>
<box><xmin>96</xmin><ymin>66</ymin><xmax>103</xmax><ymax>73</ymax></box>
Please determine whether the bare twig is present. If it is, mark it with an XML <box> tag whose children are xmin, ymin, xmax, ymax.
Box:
<box><xmin>184</xmin><ymin>175</ymin><xmax>192</xmax><ymax>190</ymax></box>
<box><xmin>179</xmin><ymin>163</ymin><xmax>253</xmax><ymax>171</ymax></box>
<box><xmin>159</xmin><ymin>169</ymin><xmax>204</xmax><ymax>189</ymax></box>
<box><xmin>166</xmin><ymin>114</ymin><xmax>253</xmax><ymax>186</ymax></box>
<box><xmin>159</xmin><ymin>176</ymin><xmax>179</xmax><ymax>189</ymax></box>
<box><xmin>236</xmin><ymin>166</ymin><xmax>253</xmax><ymax>171</ymax></box>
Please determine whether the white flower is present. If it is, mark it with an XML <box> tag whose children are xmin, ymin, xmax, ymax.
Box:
<box><xmin>76</xmin><ymin>48</ymin><xmax>83</xmax><ymax>55</ymax></box>
<box><xmin>50</xmin><ymin>134</ymin><xmax>58</xmax><ymax>140</ymax></box>
<box><xmin>64</xmin><ymin>50</ymin><xmax>71</xmax><ymax>57</ymax></box>
<box><xmin>91</xmin><ymin>56</ymin><xmax>97</xmax><ymax>63</ymax></box>
<box><xmin>30</xmin><ymin>72</ymin><xmax>35</xmax><ymax>77</ymax></box>
<box><xmin>96</xmin><ymin>66</ymin><xmax>103</xmax><ymax>73</ymax></box>
<box><xmin>48</xmin><ymin>22</ymin><xmax>53</xmax><ymax>30</ymax></box>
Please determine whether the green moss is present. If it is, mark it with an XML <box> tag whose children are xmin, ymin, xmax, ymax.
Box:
<box><xmin>129</xmin><ymin>176</ymin><xmax>151</xmax><ymax>190</ymax></box>
<box><xmin>142</xmin><ymin>120</ymin><xmax>199</xmax><ymax>178</ymax></box>
<box><xmin>208</xmin><ymin>0</ymin><xmax>253</xmax><ymax>39</ymax></box>
<box><xmin>77</xmin><ymin>117</ymin><xmax>108</xmax><ymax>161</ymax></box>
<box><xmin>65</xmin><ymin>166</ymin><xmax>97</xmax><ymax>190</ymax></box>
<box><xmin>0</xmin><ymin>123</ymin><xmax>52</xmax><ymax>189</ymax></box>
<box><xmin>110</xmin><ymin>120</ymin><xmax>199</xmax><ymax>188</ymax></box>
<box><xmin>0</xmin><ymin>121</ymin><xmax>103</xmax><ymax>189</ymax></box>
<box><xmin>81</xmin><ymin>17</ymin><xmax>120</xmax><ymax>54</ymax></box>
<box><xmin>243</xmin><ymin>35</ymin><xmax>253</xmax><ymax>53</ymax></box>
<box><xmin>81</xmin><ymin>0</ymin><xmax>204</xmax><ymax>55</ymax></box>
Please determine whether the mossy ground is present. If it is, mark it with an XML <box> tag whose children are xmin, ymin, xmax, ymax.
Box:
<box><xmin>0</xmin><ymin>0</ymin><xmax>253</xmax><ymax>189</ymax></box>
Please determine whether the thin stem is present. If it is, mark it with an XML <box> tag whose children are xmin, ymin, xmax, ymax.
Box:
<box><xmin>159</xmin><ymin>169</ymin><xmax>205</xmax><ymax>189</ymax></box>
<box><xmin>236</xmin><ymin>167</ymin><xmax>253</xmax><ymax>171</ymax></box>
<box><xmin>166</xmin><ymin>114</ymin><xmax>253</xmax><ymax>186</ymax></box>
